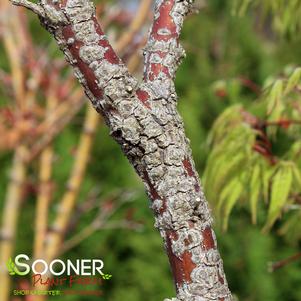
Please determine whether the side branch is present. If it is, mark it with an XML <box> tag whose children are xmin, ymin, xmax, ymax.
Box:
<box><xmin>11</xmin><ymin>0</ymin><xmax>133</xmax><ymax>107</ymax></box>
<box><xmin>10</xmin><ymin>0</ymin><xmax>45</xmax><ymax>17</ymax></box>
<box><xmin>143</xmin><ymin>0</ymin><xmax>193</xmax><ymax>99</ymax></box>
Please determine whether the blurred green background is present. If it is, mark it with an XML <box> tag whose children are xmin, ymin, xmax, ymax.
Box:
<box><xmin>1</xmin><ymin>0</ymin><xmax>301</xmax><ymax>300</ymax></box>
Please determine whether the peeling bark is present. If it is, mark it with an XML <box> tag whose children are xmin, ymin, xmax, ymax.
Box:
<box><xmin>10</xmin><ymin>0</ymin><xmax>233</xmax><ymax>300</ymax></box>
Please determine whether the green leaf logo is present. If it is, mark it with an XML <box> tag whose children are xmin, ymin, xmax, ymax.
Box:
<box><xmin>102</xmin><ymin>273</ymin><xmax>112</xmax><ymax>280</ymax></box>
<box><xmin>6</xmin><ymin>258</ymin><xmax>23</xmax><ymax>276</ymax></box>
<box><xmin>6</xmin><ymin>258</ymin><xmax>16</xmax><ymax>275</ymax></box>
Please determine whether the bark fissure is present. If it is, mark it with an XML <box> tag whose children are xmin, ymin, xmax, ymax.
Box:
<box><xmin>10</xmin><ymin>0</ymin><xmax>233</xmax><ymax>300</ymax></box>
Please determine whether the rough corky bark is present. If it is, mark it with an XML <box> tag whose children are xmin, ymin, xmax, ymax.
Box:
<box><xmin>10</xmin><ymin>0</ymin><xmax>233</xmax><ymax>300</ymax></box>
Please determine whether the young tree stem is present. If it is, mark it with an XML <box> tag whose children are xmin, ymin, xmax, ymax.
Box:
<box><xmin>10</xmin><ymin>0</ymin><xmax>233</xmax><ymax>299</ymax></box>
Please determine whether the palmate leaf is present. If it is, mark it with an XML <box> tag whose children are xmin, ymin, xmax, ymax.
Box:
<box><xmin>232</xmin><ymin>0</ymin><xmax>301</xmax><ymax>35</ymax></box>
<box><xmin>286</xmin><ymin>141</ymin><xmax>301</xmax><ymax>166</ymax></box>
<box><xmin>204</xmin><ymin>144</ymin><xmax>251</xmax><ymax>204</ymax></box>
<box><xmin>208</xmin><ymin>105</ymin><xmax>243</xmax><ymax>146</ymax></box>
<box><xmin>205</xmin><ymin>65</ymin><xmax>301</xmax><ymax>233</ymax></box>
<box><xmin>262</xmin><ymin>79</ymin><xmax>285</xmax><ymax>137</ymax></box>
<box><xmin>204</xmin><ymin>118</ymin><xmax>256</xmax><ymax>211</ymax></box>
<box><xmin>204</xmin><ymin>151</ymin><xmax>246</xmax><ymax>203</ymax></box>
<box><xmin>291</xmin><ymin>163</ymin><xmax>301</xmax><ymax>189</ymax></box>
<box><xmin>266</xmin><ymin>80</ymin><xmax>284</xmax><ymax>118</ymax></box>
<box><xmin>265</xmin><ymin>67</ymin><xmax>301</xmax><ymax>124</ymax></box>
<box><xmin>249</xmin><ymin>164</ymin><xmax>261</xmax><ymax>224</ymax></box>
<box><xmin>262</xmin><ymin>164</ymin><xmax>275</xmax><ymax>203</ymax></box>
<box><xmin>218</xmin><ymin>178</ymin><xmax>244</xmax><ymax>232</ymax></box>
<box><xmin>205</xmin><ymin>123</ymin><xmax>255</xmax><ymax>172</ymax></box>
<box><xmin>267</xmin><ymin>80</ymin><xmax>283</xmax><ymax>110</ymax></box>
<box><xmin>263</xmin><ymin>162</ymin><xmax>293</xmax><ymax>232</ymax></box>
<box><xmin>284</xmin><ymin>67</ymin><xmax>301</xmax><ymax>94</ymax></box>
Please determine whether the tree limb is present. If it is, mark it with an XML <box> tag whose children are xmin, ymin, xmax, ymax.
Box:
<box><xmin>10</xmin><ymin>0</ymin><xmax>233</xmax><ymax>300</ymax></box>
<box><xmin>143</xmin><ymin>0</ymin><xmax>191</xmax><ymax>99</ymax></box>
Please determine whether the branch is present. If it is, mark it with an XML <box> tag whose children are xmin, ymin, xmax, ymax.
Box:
<box><xmin>43</xmin><ymin>18</ymin><xmax>149</xmax><ymax>261</ymax></box>
<box><xmin>61</xmin><ymin>216</ymin><xmax>143</xmax><ymax>255</ymax></box>
<box><xmin>1</xmin><ymin>1</ymin><xmax>26</xmax><ymax>109</ymax></box>
<box><xmin>0</xmin><ymin>5</ymin><xmax>32</xmax><ymax>300</ymax></box>
<box><xmin>45</xmin><ymin>104</ymin><xmax>99</xmax><ymax>262</ymax></box>
<box><xmin>34</xmin><ymin>85</ymin><xmax>57</xmax><ymax>260</ymax></box>
<box><xmin>10</xmin><ymin>0</ymin><xmax>45</xmax><ymax>17</ymax></box>
<box><xmin>264</xmin><ymin>119</ymin><xmax>301</xmax><ymax>128</ymax></box>
<box><xmin>143</xmin><ymin>0</ymin><xmax>193</xmax><ymax>99</ymax></box>
<box><xmin>34</xmin><ymin>145</ymin><xmax>54</xmax><ymax>258</ymax></box>
<box><xmin>9</xmin><ymin>1</ymin><xmax>233</xmax><ymax>300</ymax></box>
<box><xmin>268</xmin><ymin>252</ymin><xmax>301</xmax><ymax>272</ymax></box>
<box><xmin>0</xmin><ymin>146</ymin><xmax>27</xmax><ymax>301</ymax></box>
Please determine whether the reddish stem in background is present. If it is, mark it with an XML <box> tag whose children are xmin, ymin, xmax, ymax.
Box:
<box><xmin>241</xmin><ymin>109</ymin><xmax>301</xmax><ymax>165</ymax></box>
<box><xmin>264</xmin><ymin>119</ymin><xmax>301</xmax><ymax>128</ymax></box>
<box><xmin>269</xmin><ymin>252</ymin><xmax>301</xmax><ymax>272</ymax></box>
<box><xmin>239</xmin><ymin>76</ymin><xmax>261</xmax><ymax>95</ymax></box>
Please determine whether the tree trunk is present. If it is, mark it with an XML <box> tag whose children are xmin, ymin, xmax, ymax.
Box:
<box><xmin>10</xmin><ymin>0</ymin><xmax>233</xmax><ymax>300</ymax></box>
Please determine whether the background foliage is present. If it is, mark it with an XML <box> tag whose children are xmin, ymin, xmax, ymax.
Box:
<box><xmin>1</xmin><ymin>0</ymin><xmax>301</xmax><ymax>300</ymax></box>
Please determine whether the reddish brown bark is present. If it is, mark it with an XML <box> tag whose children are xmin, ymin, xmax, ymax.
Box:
<box><xmin>9</xmin><ymin>0</ymin><xmax>233</xmax><ymax>300</ymax></box>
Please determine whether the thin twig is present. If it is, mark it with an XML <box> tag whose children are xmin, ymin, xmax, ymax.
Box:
<box><xmin>268</xmin><ymin>252</ymin><xmax>301</xmax><ymax>272</ymax></box>
<box><xmin>45</xmin><ymin>104</ymin><xmax>100</xmax><ymax>262</ymax></box>
<box><xmin>61</xmin><ymin>216</ymin><xmax>143</xmax><ymax>255</ymax></box>
<box><xmin>0</xmin><ymin>3</ymin><xmax>30</xmax><ymax>300</ymax></box>
<box><xmin>34</xmin><ymin>85</ymin><xmax>57</xmax><ymax>259</ymax></box>
<box><xmin>26</xmin><ymin>95</ymin><xmax>85</xmax><ymax>162</ymax></box>
<box><xmin>0</xmin><ymin>146</ymin><xmax>27</xmax><ymax>301</ymax></box>
<box><xmin>115</xmin><ymin>0</ymin><xmax>152</xmax><ymax>54</ymax></box>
